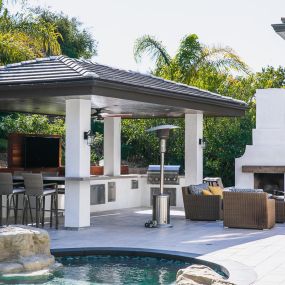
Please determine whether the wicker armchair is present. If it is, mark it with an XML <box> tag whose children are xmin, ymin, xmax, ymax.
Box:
<box><xmin>182</xmin><ymin>187</ymin><xmax>222</xmax><ymax>221</ymax></box>
<box><xmin>274</xmin><ymin>199</ymin><xmax>285</xmax><ymax>223</ymax></box>
<box><xmin>223</xmin><ymin>191</ymin><xmax>275</xmax><ymax>229</ymax></box>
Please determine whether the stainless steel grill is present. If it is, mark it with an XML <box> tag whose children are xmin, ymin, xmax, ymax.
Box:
<box><xmin>147</xmin><ymin>165</ymin><xmax>180</xmax><ymax>185</ymax></box>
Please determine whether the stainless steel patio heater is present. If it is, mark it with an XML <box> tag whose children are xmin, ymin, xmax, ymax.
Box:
<box><xmin>145</xmin><ymin>125</ymin><xmax>179</xmax><ymax>228</ymax></box>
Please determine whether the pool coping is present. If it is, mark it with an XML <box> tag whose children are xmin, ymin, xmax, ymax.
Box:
<box><xmin>201</xmin><ymin>256</ymin><xmax>257</xmax><ymax>285</ymax></box>
<box><xmin>51</xmin><ymin>247</ymin><xmax>257</xmax><ymax>285</ymax></box>
<box><xmin>51</xmin><ymin>247</ymin><xmax>230</xmax><ymax>280</ymax></box>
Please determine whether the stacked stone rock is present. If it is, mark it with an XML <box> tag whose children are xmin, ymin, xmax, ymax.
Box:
<box><xmin>0</xmin><ymin>226</ymin><xmax>55</xmax><ymax>274</ymax></box>
<box><xmin>176</xmin><ymin>264</ymin><xmax>236</xmax><ymax>285</ymax></box>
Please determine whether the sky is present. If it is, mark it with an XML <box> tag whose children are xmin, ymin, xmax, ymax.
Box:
<box><xmin>14</xmin><ymin>0</ymin><xmax>285</xmax><ymax>73</ymax></box>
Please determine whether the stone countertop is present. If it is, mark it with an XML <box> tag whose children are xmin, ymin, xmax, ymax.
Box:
<box><xmin>66</xmin><ymin>174</ymin><xmax>142</xmax><ymax>181</ymax></box>
<box><xmin>89</xmin><ymin>174</ymin><xmax>141</xmax><ymax>180</ymax></box>
<box><xmin>13</xmin><ymin>174</ymin><xmax>141</xmax><ymax>182</ymax></box>
<box><xmin>14</xmin><ymin>174</ymin><xmax>185</xmax><ymax>181</ymax></box>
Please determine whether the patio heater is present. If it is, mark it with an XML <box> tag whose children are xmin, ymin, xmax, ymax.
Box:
<box><xmin>145</xmin><ymin>125</ymin><xmax>179</xmax><ymax>228</ymax></box>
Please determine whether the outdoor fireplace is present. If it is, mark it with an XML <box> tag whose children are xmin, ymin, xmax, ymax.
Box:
<box><xmin>235</xmin><ymin>89</ymin><xmax>285</xmax><ymax>190</ymax></box>
<box><xmin>254</xmin><ymin>173</ymin><xmax>284</xmax><ymax>195</ymax></box>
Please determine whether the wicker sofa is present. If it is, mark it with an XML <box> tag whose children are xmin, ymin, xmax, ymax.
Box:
<box><xmin>223</xmin><ymin>191</ymin><xmax>275</xmax><ymax>229</ymax></box>
<box><xmin>182</xmin><ymin>186</ymin><xmax>222</xmax><ymax>221</ymax></box>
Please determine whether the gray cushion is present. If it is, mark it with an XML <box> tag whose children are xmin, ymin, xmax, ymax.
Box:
<box><xmin>228</xmin><ymin>187</ymin><xmax>263</xmax><ymax>193</ymax></box>
<box><xmin>188</xmin><ymin>183</ymin><xmax>209</xmax><ymax>195</ymax></box>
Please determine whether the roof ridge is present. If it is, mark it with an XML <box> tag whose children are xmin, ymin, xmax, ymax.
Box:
<box><xmin>58</xmin><ymin>56</ymin><xmax>98</xmax><ymax>78</ymax></box>
<box><xmin>0</xmin><ymin>56</ymin><xmax>99</xmax><ymax>78</ymax></box>
<box><xmin>0</xmin><ymin>56</ymin><xmax>58</xmax><ymax>69</ymax></box>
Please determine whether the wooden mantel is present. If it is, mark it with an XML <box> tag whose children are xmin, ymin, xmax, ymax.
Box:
<box><xmin>242</xmin><ymin>166</ymin><xmax>285</xmax><ymax>173</ymax></box>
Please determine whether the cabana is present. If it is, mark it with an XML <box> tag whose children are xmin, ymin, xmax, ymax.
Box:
<box><xmin>0</xmin><ymin>56</ymin><xmax>247</xmax><ymax>229</ymax></box>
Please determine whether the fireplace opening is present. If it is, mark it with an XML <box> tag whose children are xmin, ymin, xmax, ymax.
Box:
<box><xmin>254</xmin><ymin>173</ymin><xmax>284</xmax><ymax>195</ymax></box>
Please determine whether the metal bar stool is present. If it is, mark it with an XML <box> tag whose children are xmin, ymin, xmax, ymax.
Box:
<box><xmin>41</xmin><ymin>171</ymin><xmax>65</xmax><ymax>216</ymax></box>
<box><xmin>0</xmin><ymin>173</ymin><xmax>25</xmax><ymax>226</ymax></box>
<box><xmin>22</xmin><ymin>173</ymin><xmax>58</xmax><ymax>229</ymax></box>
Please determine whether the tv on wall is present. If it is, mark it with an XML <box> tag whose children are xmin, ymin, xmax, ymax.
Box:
<box><xmin>24</xmin><ymin>136</ymin><xmax>60</xmax><ymax>168</ymax></box>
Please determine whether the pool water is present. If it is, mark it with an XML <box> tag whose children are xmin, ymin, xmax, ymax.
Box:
<box><xmin>4</xmin><ymin>255</ymin><xmax>192</xmax><ymax>285</ymax></box>
<box><xmin>53</xmin><ymin>255</ymin><xmax>191</xmax><ymax>285</ymax></box>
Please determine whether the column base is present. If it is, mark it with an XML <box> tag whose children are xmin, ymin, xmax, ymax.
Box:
<box><xmin>64</xmin><ymin>180</ymin><xmax>90</xmax><ymax>228</ymax></box>
<box><xmin>64</xmin><ymin>226</ymin><xmax>90</xmax><ymax>231</ymax></box>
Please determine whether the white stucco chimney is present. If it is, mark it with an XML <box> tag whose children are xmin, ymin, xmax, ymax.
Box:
<box><xmin>235</xmin><ymin>88</ymin><xmax>285</xmax><ymax>188</ymax></box>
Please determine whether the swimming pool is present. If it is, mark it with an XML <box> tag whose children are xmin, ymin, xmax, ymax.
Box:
<box><xmin>0</xmin><ymin>248</ymin><xmax>228</xmax><ymax>285</ymax></box>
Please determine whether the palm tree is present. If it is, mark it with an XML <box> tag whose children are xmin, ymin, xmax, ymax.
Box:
<box><xmin>0</xmin><ymin>1</ymin><xmax>62</xmax><ymax>65</ymax></box>
<box><xmin>134</xmin><ymin>34</ymin><xmax>249</xmax><ymax>85</ymax></box>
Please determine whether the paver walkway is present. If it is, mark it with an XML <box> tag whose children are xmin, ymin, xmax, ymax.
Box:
<box><xmin>48</xmin><ymin>208</ymin><xmax>285</xmax><ymax>285</ymax></box>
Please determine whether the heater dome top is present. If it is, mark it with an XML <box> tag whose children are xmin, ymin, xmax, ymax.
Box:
<box><xmin>146</xmin><ymin>125</ymin><xmax>179</xmax><ymax>133</ymax></box>
<box><xmin>146</xmin><ymin>124</ymin><xmax>179</xmax><ymax>139</ymax></box>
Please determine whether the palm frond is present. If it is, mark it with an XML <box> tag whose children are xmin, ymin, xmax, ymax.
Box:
<box><xmin>172</xmin><ymin>34</ymin><xmax>204</xmax><ymax>83</ymax></box>
<box><xmin>133</xmin><ymin>35</ymin><xmax>171</xmax><ymax>66</ymax></box>
<box><xmin>200</xmin><ymin>45</ymin><xmax>250</xmax><ymax>74</ymax></box>
<box><xmin>175</xmin><ymin>34</ymin><xmax>202</xmax><ymax>70</ymax></box>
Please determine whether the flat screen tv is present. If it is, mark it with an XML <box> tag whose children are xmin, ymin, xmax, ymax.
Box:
<box><xmin>24</xmin><ymin>136</ymin><xmax>60</xmax><ymax>168</ymax></box>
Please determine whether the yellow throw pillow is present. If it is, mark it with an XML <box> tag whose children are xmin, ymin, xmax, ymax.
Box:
<box><xmin>209</xmin><ymin>186</ymin><xmax>223</xmax><ymax>198</ymax></box>
<box><xmin>202</xmin><ymin>189</ymin><xmax>213</xmax><ymax>196</ymax></box>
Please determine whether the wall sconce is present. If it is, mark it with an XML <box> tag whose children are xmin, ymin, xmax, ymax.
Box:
<box><xmin>199</xmin><ymin>138</ymin><xmax>206</xmax><ymax>149</ymax></box>
<box><xmin>83</xmin><ymin>130</ymin><xmax>95</xmax><ymax>146</ymax></box>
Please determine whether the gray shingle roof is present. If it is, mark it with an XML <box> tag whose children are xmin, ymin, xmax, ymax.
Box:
<box><xmin>272</xmin><ymin>24</ymin><xmax>285</xmax><ymax>40</ymax></box>
<box><xmin>0</xmin><ymin>56</ymin><xmax>247</xmax><ymax>108</ymax></box>
<box><xmin>272</xmin><ymin>18</ymin><xmax>285</xmax><ymax>39</ymax></box>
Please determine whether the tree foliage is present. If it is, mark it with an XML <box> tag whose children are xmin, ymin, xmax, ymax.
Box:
<box><xmin>0</xmin><ymin>2</ymin><xmax>98</xmax><ymax>65</ymax></box>
<box><xmin>134</xmin><ymin>34</ymin><xmax>249</xmax><ymax>83</ymax></box>
<box><xmin>0</xmin><ymin>1</ymin><xmax>61</xmax><ymax>65</ymax></box>
<box><xmin>33</xmin><ymin>8</ymin><xmax>97</xmax><ymax>59</ymax></box>
<box><xmin>122</xmin><ymin>118</ymin><xmax>184</xmax><ymax>167</ymax></box>
<box><xmin>0</xmin><ymin>114</ymin><xmax>65</xmax><ymax>137</ymax></box>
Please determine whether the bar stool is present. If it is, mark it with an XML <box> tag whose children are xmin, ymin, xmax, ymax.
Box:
<box><xmin>22</xmin><ymin>173</ymin><xmax>58</xmax><ymax>229</ymax></box>
<box><xmin>0</xmin><ymin>173</ymin><xmax>25</xmax><ymax>225</ymax></box>
<box><xmin>41</xmin><ymin>171</ymin><xmax>65</xmax><ymax>215</ymax></box>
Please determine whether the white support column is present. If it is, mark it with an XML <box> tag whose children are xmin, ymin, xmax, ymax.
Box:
<box><xmin>104</xmin><ymin>117</ymin><xmax>121</xmax><ymax>176</ymax></box>
<box><xmin>185</xmin><ymin>113</ymin><xmax>203</xmax><ymax>185</ymax></box>
<box><xmin>65</xmin><ymin>99</ymin><xmax>91</xmax><ymax>229</ymax></box>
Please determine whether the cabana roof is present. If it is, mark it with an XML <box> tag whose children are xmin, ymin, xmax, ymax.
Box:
<box><xmin>272</xmin><ymin>18</ymin><xmax>285</xmax><ymax>39</ymax></box>
<box><xmin>0</xmin><ymin>56</ymin><xmax>247</xmax><ymax>117</ymax></box>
